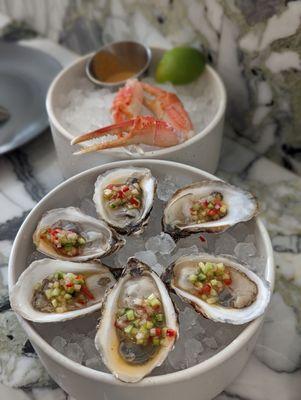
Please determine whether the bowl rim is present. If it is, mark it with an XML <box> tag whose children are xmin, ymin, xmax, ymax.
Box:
<box><xmin>85</xmin><ymin>40</ymin><xmax>152</xmax><ymax>88</ymax></box>
<box><xmin>8</xmin><ymin>159</ymin><xmax>274</xmax><ymax>387</ymax></box>
<box><xmin>46</xmin><ymin>49</ymin><xmax>227</xmax><ymax>158</ymax></box>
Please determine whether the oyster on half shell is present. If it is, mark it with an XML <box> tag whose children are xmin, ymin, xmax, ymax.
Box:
<box><xmin>10</xmin><ymin>259</ymin><xmax>116</xmax><ymax>323</ymax></box>
<box><xmin>95</xmin><ymin>258</ymin><xmax>178</xmax><ymax>383</ymax></box>
<box><xmin>33</xmin><ymin>207</ymin><xmax>125</xmax><ymax>261</ymax></box>
<box><xmin>162</xmin><ymin>180</ymin><xmax>258</xmax><ymax>238</ymax></box>
<box><xmin>163</xmin><ymin>253</ymin><xmax>270</xmax><ymax>325</ymax></box>
<box><xmin>93</xmin><ymin>167</ymin><xmax>156</xmax><ymax>235</ymax></box>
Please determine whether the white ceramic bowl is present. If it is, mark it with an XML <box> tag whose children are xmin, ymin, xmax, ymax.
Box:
<box><xmin>9</xmin><ymin>160</ymin><xmax>274</xmax><ymax>400</ymax></box>
<box><xmin>46</xmin><ymin>48</ymin><xmax>226</xmax><ymax>178</ymax></box>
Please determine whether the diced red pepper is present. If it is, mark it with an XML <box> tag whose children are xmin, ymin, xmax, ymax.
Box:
<box><xmin>208</xmin><ymin>209</ymin><xmax>217</xmax><ymax>216</ymax></box>
<box><xmin>155</xmin><ymin>328</ymin><xmax>162</xmax><ymax>336</ymax></box>
<box><xmin>118</xmin><ymin>190</ymin><xmax>125</xmax><ymax>199</ymax></box>
<box><xmin>122</xmin><ymin>186</ymin><xmax>130</xmax><ymax>192</ymax></box>
<box><xmin>81</xmin><ymin>285</ymin><xmax>95</xmax><ymax>300</ymax></box>
<box><xmin>201</xmin><ymin>283</ymin><xmax>211</xmax><ymax>294</ymax></box>
<box><xmin>106</xmin><ymin>184</ymin><xmax>114</xmax><ymax>189</ymax></box>
<box><xmin>65</xmin><ymin>282</ymin><xmax>73</xmax><ymax>288</ymax></box>
<box><xmin>199</xmin><ymin>235</ymin><xmax>206</xmax><ymax>242</ymax></box>
<box><xmin>166</xmin><ymin>329</ymin><xmax>176</xmax><ymax>337</ymax></box>
<box><xmin>223</xmin><ymin>278</ymin><xmax>232</xmax><ymax>286</ymax></box>
<box><xmin>130</xmin><ymin>197</ymin><xmax>139</xmax><ymax>206</ymax></box>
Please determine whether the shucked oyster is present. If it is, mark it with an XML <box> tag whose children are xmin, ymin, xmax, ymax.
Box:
<box><xmin>10</xmin><ymin>259</ymin><xmax>116</xmax><ymax>323</ymax></box>
<box><xmin>93</xmin><ymin>167</ymin><xmax>156</xmax><ymax>235</ymax></box>
<box><xmin>163</xmin><ymin>253</ymin><xmax>270</xmax><ymax>325</ymax></box>
<box><xmin>163</xmin><ymin>180</ymin><xmax>258</xmax><ymax>238</ymax></box>
<box><xmin>95</xmin><ymin>258</ymin><xmax>178</xmax><ymax>383</ymax></box>
<box><xmin>33</xmin><ymin>207</ymin><xmax>125</xmax><ymax>261</ymax></box>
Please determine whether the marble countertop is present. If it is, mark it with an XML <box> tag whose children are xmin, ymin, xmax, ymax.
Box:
<box><xmin>1</xmin><ymin>35</ymin><xmax>301</xmax><ymax>400</ymax></box>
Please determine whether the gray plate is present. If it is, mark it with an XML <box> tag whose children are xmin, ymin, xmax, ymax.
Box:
<box><xmin>0</xmin><ymin>42</ymin><xmax>61</xmax><ymax>154</ymax></box>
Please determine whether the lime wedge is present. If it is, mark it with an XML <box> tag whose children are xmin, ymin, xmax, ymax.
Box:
<box><xmin>155</xmin><ymin>47</ymin><xmax>206</xmax><ymax>85</ymax></box>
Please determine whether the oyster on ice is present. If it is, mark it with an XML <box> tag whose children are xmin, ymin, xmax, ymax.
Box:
<box><xmin>33</xmin><ymin>207</ymin><xmax>125</xmax><ymax>261</ymax></box>
<box><xmin>93</xmin><ymin>167</ymin><xmax>156</xmax><ymax>235</ymax></box>
<box><xmin>95</xmin><ymin>258</ymin><xmax>178</xmax><ymax>383</ymax></box>
<box><xmin>163</xmin><ymin>180</ymin><xmax>258</xmax><ymax>238</ymax></box>
<box><xmin>10</xmin><ymin>259</ymin><xmax>116</xmax><ymax>323</ymax></box>
<box><xmin>163</xmin><ymin>253</ymin><xmax>270</xmax><ymax>325</ymax></box>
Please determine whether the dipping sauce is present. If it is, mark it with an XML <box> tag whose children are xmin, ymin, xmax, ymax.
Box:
<box><xmin>91</xmin><ymin>51</ymin><xmax>138</xmax><ymax>83</ymax></box>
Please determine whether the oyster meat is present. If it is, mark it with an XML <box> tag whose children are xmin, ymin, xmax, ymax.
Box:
<box><xmin>163</xmin><ymin>180</ymin><xmax>258</xmax><ymax>238</ymax></box>
<box><xmin>95</xmin><ymin>258</ymin><xmax>178</xmax><ymax>382</ymax></box>
<box><xmin>163</xmin><ymin>253</ymin><xmax>270</xmax><ymax>325</ymax></box>
<box><xmin>10</xmin><ymin>259</ymin><xmax>116</xmax><ymax>323</ymax></box>
<box><xmin>93</xmin><ymin>167</ymin><xmax>156</xmax><ymax>235</ymax></box>
<box><xmin>33</xmin><ymin>207</ymin><xmax>125</xmax><ymax>261</ymax></box>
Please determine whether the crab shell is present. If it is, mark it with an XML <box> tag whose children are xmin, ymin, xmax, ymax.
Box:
<box><xmin>33</xmin><ymin>207</ymin><xmax>125</xmax><ymax>261</ymax></box>
<box><xmin>163</xmin><ymin>253</ymin><xmax>270</xmax><ymax>325</ymax></box>
<box><xmin>93</xmin><ymin>167</ymin><xmax>156</xmax><ymax>235</ymax></box>
<box><xmin>162</xmin><ymin>181</ymin><xmax>259</xmax><ymax>238</ymax></box>
<box><xmin>10</xmin><ymin>259</ymin><xmax>116</xmax><ymax>323</ymax></box>
<box><xmin>95</xmin><ymin>258</ymin><xmax>178</xmax><ymax>383</ymax></box>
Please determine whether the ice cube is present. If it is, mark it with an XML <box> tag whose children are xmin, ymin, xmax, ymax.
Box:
<box><xmin>85</xmin><ymin>357</ymin><xmax>104</xmax><ymax>371</ymax></box>
<box><xmin>134</xmin><ymin>250</ymin><xmax>157</xmax><ymax>266</ymax></box>
<box><xmin>151</xmin><ymin>263</ymin><xmax>164</xmax><ymax>276</ymax></box>
<box><xmin>203</xmin><ymin>337</ymin><xmax>218</xmax><ymax>349</ymax></box>
<box><xmin>114</xmin><ymin>237</ymin><xmax>145</xmax><ymax>267</ymax></box>
<box><xmin>229</xmin><ymin>223</ymin><xmax>249</xmax><ymax>241</ymax></box>
<box><xmin>179</xmin><ymin>307</ymin><xmax>198</xmax><ymax>331</ymax></box>
<box><xmin>157</xmin><ymin>176</ymin><xmax>178</xmax><ymax>201</ymax></box>
<box><xmin>234</xmin><ymin>242</ymin><xmax>257</xmax><ymax>262</ymax></box>
<box><xmin>168</xmin><ymin>339</ymin><xmax>187</xmax><ymax>370</ymax></box>
<box><xmin>81</xmin><ymin>337</ymin><xmax>97</xmax><ymax>360</ymax></box>
<box><xmin>214</xmin><ymin>232</ymin><xmax>237</xmax><ymax>254</ymax></box>
<box><xmin>249</xmin><ymin>256</ymin><xmax>266</xmax><ymax>274</ymax></box>
<box><xmin>145</xmin><ymin>236</ymin><xmax>161</xmax><ymax>253</ymax></box>
<box><xmin>245</xmin><ymin>234</ymin><xmax>256</xmax><ymax>243</ymax></box>
<box><xmin>65</xmin><ymin>342</ymin><xmax>84</xmax><ymax>364</ymax></box>
<box><xmin>145</xmin><ymin>233</ymin><xmax>176</xmax><ymax>255</ymax></box>
<box><xmin>79</xmin><ymin>198</ymin><xmax>97</xmax><ymax>218</ymax></box>
<box><xmin>51</xmin><ymin>336</ymin><xmax>67</xmax><ymax>354</ymax></box>
<box><xmin>184</xmin><ymin>338</ymin><xmax>204</xmax><ymax>366</ymax></box>
<box><xmin>171</xmin><ymin>245</ymin><xmax>199</xmax><ymax>263</ymax></box>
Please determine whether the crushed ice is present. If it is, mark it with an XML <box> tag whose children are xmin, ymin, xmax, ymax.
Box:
<box><xmin>57</xmin><ymin>76</ymin><xmax>219</xmax><ymax>155</ymax></box>
<box><xmin>48</xmin><ymin>173</ymin><xmax>266</xmax><ymax>374</ymax></box>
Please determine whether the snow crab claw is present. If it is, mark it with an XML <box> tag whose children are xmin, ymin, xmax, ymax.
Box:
<box><xmin>71</xmin><ymin>116</ymin><xmax>190</xmax><ymax>155</ymax></box>
<box><xmin>141</xmin><ymin>82</ymin><xmax>193</xmax><ymax>133</ymax></box>
<box><xmin>71</xmin><ymin>79</ymin><xmax>194</xmax><ymax>154</ymax></box>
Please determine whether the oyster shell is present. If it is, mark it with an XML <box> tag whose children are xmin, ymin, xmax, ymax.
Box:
<box><xmin>95</xmin><ymin>258</ymin><xmax>178</xmax><ymax>383</ymax></box>
<box><xmin>10</xmin><ymin>259</ymin><xmax>116</xmax><ymax>323</ymax></box>
<box><xmin>162</xmin><ymin>180</ymin><xmax>258</xmax><ymax>238</ymax></box>
<box><xmin>93</xmin><ymin>167</ymin><xmax>156</xmax><ymax>235</ymax></box>
<box><xmin>163</xmin><ymin>253</ymin><xmax>270</xmax><ymax>325</ymax></box>
<box><xmin>33</xmin><ymin>207</ymin><xmax>125</xmax><ymax>261</ymax></box>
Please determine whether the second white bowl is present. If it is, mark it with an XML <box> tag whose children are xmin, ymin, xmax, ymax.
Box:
<box><xmin>9</xmin><ymin>159</ymin><xmax>274</xmax><ymax>400</ymax></box>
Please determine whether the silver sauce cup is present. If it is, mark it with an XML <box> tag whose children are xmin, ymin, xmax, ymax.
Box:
<box><xmin>86</xmin><ymin>41</ymin><xmax>152</xmax><ymax>88</ymax></box>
